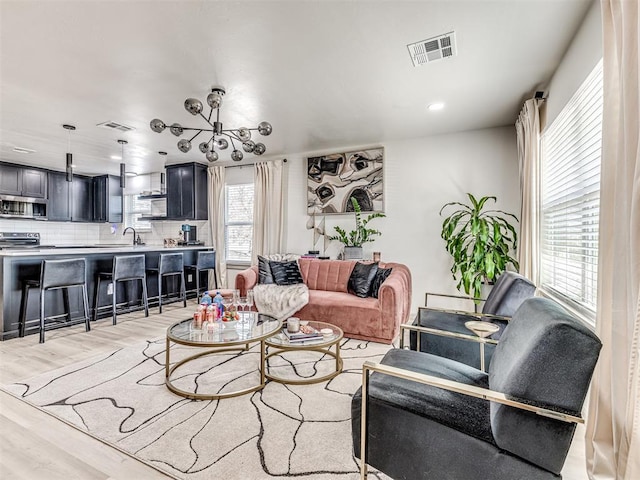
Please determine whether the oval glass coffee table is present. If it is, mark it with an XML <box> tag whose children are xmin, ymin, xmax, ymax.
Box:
<box><xmin>165</xmin><ymin>313</ymin><xmax>281</xmax><ymax>400</ymax></box>
<box><xmin>265</xmin><ymin>320</ymin><xmax>344</xmax><ymax>385</ymax></box>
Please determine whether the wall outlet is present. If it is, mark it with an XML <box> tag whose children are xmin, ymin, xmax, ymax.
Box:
<box><xmin>107</xmin><ymin>283</ymin><xmax>113</xmax><ymax>295</ymax></box>
<box><xmin>187</xmin><ymin>274</ymin><xmax>193</xmax><ymax>282</ymax></box>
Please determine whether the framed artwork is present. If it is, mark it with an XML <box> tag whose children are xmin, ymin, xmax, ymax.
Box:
<box><xmin>307</xmin><ymin>147</ymin><xmax>384</xmax><ymax>214</ymax></box>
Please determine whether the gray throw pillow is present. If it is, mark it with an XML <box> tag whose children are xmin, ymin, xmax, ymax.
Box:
<box><xmin>258</xmin><ymin>255</ymin><xmax>275</xmax><ymax>284</ymax></box>
<box><xmin>348</xmin><ymin>262</ymin><xmax>379</xmax><ymax>298</ymax></box>
<box><xmin>269</xmin><ymin>260</ymin><xmax>303</xmax><ymax>285</ymax></box>
<box><xmin>369</xmin><ymin>267</ymin><xmax>392</xmax><ymax>298</ymax></box>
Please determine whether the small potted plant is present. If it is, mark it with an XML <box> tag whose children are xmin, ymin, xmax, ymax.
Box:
<box><xmin>440</xmin><ymin>193</ymin><xmax>519</xmax><ymax>300</ymax></box>
<box><xmin>329</xmin><ymin>198</ymin><xmax>385</xmax><ymax>259</ymax></box>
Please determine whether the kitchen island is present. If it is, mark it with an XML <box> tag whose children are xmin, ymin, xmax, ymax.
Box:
<box><xmin>0</xmin><ymin>245</ymin><xmax>213</xmax><ymax>340</ymax></box>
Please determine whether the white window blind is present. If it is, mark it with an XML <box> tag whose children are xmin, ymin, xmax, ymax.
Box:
<box><xmin>225</xmin><ymin>183</ymin><xmax>254</xmax><ymax>263</ymax></box>
<box><xmin>540</xmin><ymin>59</ymin><xmax>603</xmax><ymax>320</ymax></box>
<box><xmin>124</xmin><ymin>194</ymin><xmax>152</xmax><ymax>231</ymax></box>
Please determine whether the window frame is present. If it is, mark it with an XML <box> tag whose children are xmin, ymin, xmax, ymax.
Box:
<box><xmin>224</xmin><ymin>182</ymin><xmax>254</xmax><ymax>265</ymax></box>
<box><xmin>123</xmin><ymin>193</ymin><xmax>152</xmax><ymax>232</ymax></box>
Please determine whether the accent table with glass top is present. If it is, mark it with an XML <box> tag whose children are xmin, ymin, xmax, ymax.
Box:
<box><xmin>265</xmin><ymin>320</ymin><xmax>344</xmax><ymax>385</ymax></box>
<box><xmin>165</xmin><ymin>313</ymin><xmax>281</xmax><ymax>400</ymax></box>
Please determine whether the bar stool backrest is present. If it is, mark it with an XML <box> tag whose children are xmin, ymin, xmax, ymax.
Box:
<box><xmin>113</xmin><ymin>255</ymin><xmax>146</xmax><ymax>281</ymax></box>
<box><xmin>197</xmin><ymin>251</ymin><xmax>216</xmax><ymax>270</ymax></box>
<box><xmin>41</xmin><ymin>258</ymin><xmax>86</xmax><ymax>290</ymax></box>
<box><xmin>159</xmin><ymin>252</ymin><xmax>184</xmax><ymax>275</ymax></box>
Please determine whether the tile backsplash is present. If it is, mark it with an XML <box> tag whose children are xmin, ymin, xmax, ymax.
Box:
<box><xmin>0</xmin><ymin>219</ymin><xmax>210</xmax><ymax>247</ymax></box>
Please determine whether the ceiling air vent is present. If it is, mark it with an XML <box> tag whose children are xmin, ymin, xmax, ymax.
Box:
<box><xmin>407</xmin><ymin>31</ymin><xmax>456</xmax><ymax>67</ymax></box>
<box><xmin>96</xmin><ymin>121</ymin><xmax>136</xmax><ymax>132</ymax></box>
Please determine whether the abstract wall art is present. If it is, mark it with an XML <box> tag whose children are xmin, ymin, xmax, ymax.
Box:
<box><xmin>307</xmin><ymin>147</ymin><xmax>384</xmax><ymax>214</ymax></box>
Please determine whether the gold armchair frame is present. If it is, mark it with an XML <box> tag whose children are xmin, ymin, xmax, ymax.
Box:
<box><xmin>358</xmin><ymin>360</ymin><xmax>584</xmax><ymax>479</ymax></box>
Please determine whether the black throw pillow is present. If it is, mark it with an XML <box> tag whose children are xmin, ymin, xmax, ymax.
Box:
<box><xmin>269</xmin><ymin>260</ymin><xmax>303</xmax><ymax>286</ymax></box>
<box><xmin>348</xmin><ymin>262</ymin><xmax>379</xmax><ymax>298</ymax></box>
<box><xmin>258</xmin><ymin>255</ymin><xmax>274</xmax><ymax>284</ymax></box>
<box><xmin>369</xmin><ymin>268</ymin><xmax>392</xmax><ymax>298</ymax></box>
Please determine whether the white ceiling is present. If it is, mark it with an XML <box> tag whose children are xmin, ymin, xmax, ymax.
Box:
<box><xmin>0</xmin><ymin>0</ymin><xmax>591</xmax><ymax>176</ymax></box>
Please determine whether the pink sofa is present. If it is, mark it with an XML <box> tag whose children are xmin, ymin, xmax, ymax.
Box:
<box><xmin>235</xmin><ymin>258</ymin><xmax>412</xmax><ymax>344</ymax></box>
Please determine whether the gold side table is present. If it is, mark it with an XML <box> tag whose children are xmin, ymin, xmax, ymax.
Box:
<box><xmin>165</xmin><ymin>313</ymin><xmax>281</xmax><ymax>400</ymax></box>
<box><xmin>265</xmin><ymin>320</ymin><xmax>344</xmax><ymax>385</ymax></box>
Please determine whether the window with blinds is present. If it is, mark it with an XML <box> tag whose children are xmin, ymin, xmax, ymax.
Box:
<box><xmin>225</xmin><ymin>183</ymin><xmax>254</xmax><ymax>263</ymax></box>
<box><xmin>540</xmin><ymin>59</ymin><xmax>603</xmax><ymax>321</ymax></box>
<box><xmin>124</xmin><ymin>194</ymin><xmax>152</xmax><ymax>231</ymax></box>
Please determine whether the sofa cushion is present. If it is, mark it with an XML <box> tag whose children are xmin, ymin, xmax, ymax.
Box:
<box><xmin>369</xmin><ymin>267</ymin><xmax>392</xmax><ymax>298</ymax></box>
<box><xmin>270</xmin><ymin>260</ymin><xmax>303</xmax><ymax>285</ymax></box>
<box><xmin>298</xmin><ymin>258</ymin><xmax>356</xmax><ymax>292</ymax></box>
<box><xmin>348</xmin><ymin>262</ymin><xmax>379</xmax><ymax>298</ymax></box>
<box><xmin>258</xmin><ymin>255</ymin><xmax>275</xmax><ymax>284</ymax></box>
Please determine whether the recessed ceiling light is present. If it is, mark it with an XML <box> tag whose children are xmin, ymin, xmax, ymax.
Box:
<box><xmin>428</xmin><ymin>102</ymin><xmax>445</xmax><ymax>111</ymax></box>
<box><xmin>125</xmin><ymin>171</ymin><xmax>138</xmax><ymax>177</ymax></box>
<box><xmin>111</xmin><ymin>155</ymin><xmax>122</xmax><ymax>160</ymax></box>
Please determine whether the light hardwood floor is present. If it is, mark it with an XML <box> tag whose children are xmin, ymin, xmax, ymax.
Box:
<box><xmin>0</xmin><ymin>302</ymin><xmax>589</xmax><ymax>480</ymax></box>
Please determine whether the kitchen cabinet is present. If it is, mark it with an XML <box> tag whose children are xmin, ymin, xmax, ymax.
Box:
<box><xmin>93</xmin><ymin>175</ymin><xmax>123</xmax><ymax>223</ymax></box>
<box><xmin>71</xmin><ymin>175</ymin><xmax>93</xmax><ymax>222</ymax></box>
<box><xmin>0</xmin><ymin>163</ymin><xmax>46</xmax><ymax>198</ymax></box>
<box><xmin>166</xmin><ymin>162</ymin><xmax>207</xmax><ymax>220</ymax></box>
<box><xmin>47</xmin><ymin>171</ymin><xmax>71</xmax><ymax>221</ymax></box>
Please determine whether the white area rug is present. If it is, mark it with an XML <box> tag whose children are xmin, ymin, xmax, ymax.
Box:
<box><xmin>2</xmin><ymin>337</ymin><xmax>392</xmax><ymax>479</ymax></box>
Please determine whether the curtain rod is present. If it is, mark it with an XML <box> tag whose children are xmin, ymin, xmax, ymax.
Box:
<box><xmin>224</xmin><ymin>158</ymin><xmax>287</xmax><ymax>169</ymax></box>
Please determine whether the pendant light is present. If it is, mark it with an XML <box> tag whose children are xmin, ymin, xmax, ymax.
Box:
<box><xmin>117</xmin><ymin>139</ymin><xmax>128</xmax><ymax>188</ymax></box>
<box><xmin>63</xmin><ymin>124</ymin><xmax>76</xmax><ymax>182</ymax></box>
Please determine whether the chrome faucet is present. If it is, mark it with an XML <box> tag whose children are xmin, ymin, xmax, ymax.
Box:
<box><xmin>123</xmin><ymin>227</ymin><xmax>136</xmax><ymax>246</ymax></box>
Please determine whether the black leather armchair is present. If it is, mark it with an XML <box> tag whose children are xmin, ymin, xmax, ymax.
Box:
<box><xmin>405</xmin><ymin>271</ymin><xmax>536</xmax><ymax>370</ymax></box>
<box><xmin>352</xmin><ymin>297</ymin><xmax>601</xmax><ymax>480</ymax></box>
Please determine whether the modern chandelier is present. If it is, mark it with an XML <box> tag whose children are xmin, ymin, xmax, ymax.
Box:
<box><xmin>149</xmin><ymin>86</ymin><xmax>272</xmax><ymax>162</ymax></box>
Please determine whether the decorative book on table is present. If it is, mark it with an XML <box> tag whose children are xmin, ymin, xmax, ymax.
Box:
<box><xmin>282</xmin><ymin>325</ymin><xmax>322</xmax><ymax>342</ymax></box>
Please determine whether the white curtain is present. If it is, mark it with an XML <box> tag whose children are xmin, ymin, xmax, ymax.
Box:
<box><xmin>586</xmin><ymin>1</ymin><xmax>640</xmax><ymax>478</ymax></box>
<box><xmin>208</xmin><ymin>165</ymin><xmax>227</xmax><ymax>288</ymax></box>
<box><xmin>515</xmin><ymin>98</ymin><xmax>541</xmax><ymax>283</ymax></box>
<box><xmin>252</xmin><ymin>159</ymin><xmax>285</xmax><ymax>263</ymax></box>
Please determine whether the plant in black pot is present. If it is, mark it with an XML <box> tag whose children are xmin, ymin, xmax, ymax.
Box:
<box><xmin>440</xmin><ymin>193</ymin><xmax>519</xmax><ymax>300</ymax></box>
<box><xmin>329</xmin><ymin>198</ymin><xmax>385</xmax><ymax>259</ymax></box>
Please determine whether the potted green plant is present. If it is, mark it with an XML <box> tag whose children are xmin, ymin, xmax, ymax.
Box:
<box><xmin>329</xmin><ymin>198</ymin><xmax>386</xmax><ymax>259</ymax></box>
<box><xmin>440</xmin><ymin>193</ymin><xmax>519</xmax><ymax>300</ymax></box>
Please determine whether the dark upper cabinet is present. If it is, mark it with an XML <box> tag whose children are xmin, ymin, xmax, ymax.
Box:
<box><xmin>0</xmin><ymin>163</ymin><xmax>46</xmax><ymax>198</ymax></box>
<box><xmin>71</xmin><ymin>175</ymin><xmax>93</xmax><ymax>222</ymax></box>
<box><xmin>93</xmin><ymin>175</ymin><xmax>123</xmax><ymax>223</ymax></box>
<box><xmin>47</xmin><ymin>171</ymin><xmax>71</xmax><ymax>221</ymax></box>
<box><xmin>166</xmin><ymin>163</ymin><xmax>208</xmax><ymax>220</ymax></box>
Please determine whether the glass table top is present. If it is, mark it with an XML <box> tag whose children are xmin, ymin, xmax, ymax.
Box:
<box><xmin>167</xmin><ymin>312</ymin><xmax>281</xmax><ymax>347</ymax></box>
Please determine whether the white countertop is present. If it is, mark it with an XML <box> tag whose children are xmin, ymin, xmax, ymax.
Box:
<box><xmin>0</xmin><ymin>245</ymin><xmax>212</xmax><ymax>257</ymax></box>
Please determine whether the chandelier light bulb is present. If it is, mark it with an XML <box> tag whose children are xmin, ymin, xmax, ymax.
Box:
<box><xmin>242</xmin><ymin>140</ymin><xmax>256</xmax><ymax>153</ymax></box>
<box><xmin>207</xmin><ymin>92</ymin><xmax>223</xmax><ymax>109</ymax></box>
<box><xmin>169</xmin><ymin>123</ymin><xmax>184</xmax><ymax>136</ymax></box>
<box><xmin>198</xmin><ymin>142</ymin><xmax>209</xmax><ymax>153</ymax></box>
<box><xmin>150</xmin><ymin>118</ymin><xmax>166</xmax><ymax>133</ymax></box>
<box><xmin>258</xmin><ymin>121</ymin><xmax>272</xmax><ymax>136</ymax></box>
<box><xmin>231</xmin><ymin>150</ymin><xmax>243</xmax><ymax>162</ymax></box>
<box><xmin>184</xmin><ymin>98</ymin><xmax>204</xmax><ymax>116</ymax></box>
<box><xmin>254</xmin><ymin>142</ymin><xmax>266</xmax><ymax>155</ymax></box>
<box><xmin>216</xmin><ymin>138</ymin><xmax>229</xmax><ymax>150</ymax></box>
<box><xmin>206</xmin><ymin>150</ymin><xmax>219</xmax><ymax>162</ymax></box>
<box><xmin>237</xmin><ymin>127</ymin><xmax>251</xmax><ymax>142</ymax></box>
<box><xmin>177</xmin><ymin>139</ymin><xmax>192</xmax><ymax>153</ymax></box>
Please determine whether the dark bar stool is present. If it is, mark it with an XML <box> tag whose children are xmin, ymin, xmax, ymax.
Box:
<box><xmin>19</xmin><ymin>258</ymin><xmax>91</xmax><ymax>343</ymax></box>
<box><xmin>93</xmin><ymin>254</ymin><xmax>149</xmax><ymax>324</ymax></box>
<box><xmin>147</xmin><ymin>252</ymin><xmax>187</xmax><ymax>314</ymax></box>
<box><xmin>184</xmin><ymin>250</ymin><xmax>218</xmax><ymax>298</ymax></box>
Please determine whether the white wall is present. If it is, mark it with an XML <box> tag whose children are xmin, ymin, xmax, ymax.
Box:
<box><xmin>544</xmin><ymin>0</ymin><xmax>602</xmax><ymax>127</ymax></box>
<box><xmin>279</xmin><ymin>126</ymin><xmax>519</xmax><ymax>313</ymax></box>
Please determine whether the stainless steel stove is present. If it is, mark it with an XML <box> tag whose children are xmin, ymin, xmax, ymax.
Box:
<box><xmin>0</xmin><ymin>232</ymin><xmax>41</xmax><ymax>249</ymax></box>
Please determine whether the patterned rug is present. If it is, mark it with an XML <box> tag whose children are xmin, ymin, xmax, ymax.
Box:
<box><xmin>2</xmin><ymin>337</ymin><xmax>392</xmax><ymax>479</ymax></box>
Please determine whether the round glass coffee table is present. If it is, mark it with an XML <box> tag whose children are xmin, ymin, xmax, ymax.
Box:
<box><xmin>265</xmin><ymin>320</ymin><xmax>344</xmax><ymax>385</ymax></box>
<box><xmin>165</xmin><ymin>313</ymin><xmax>281</xmax><ymax>400</ymax></box>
